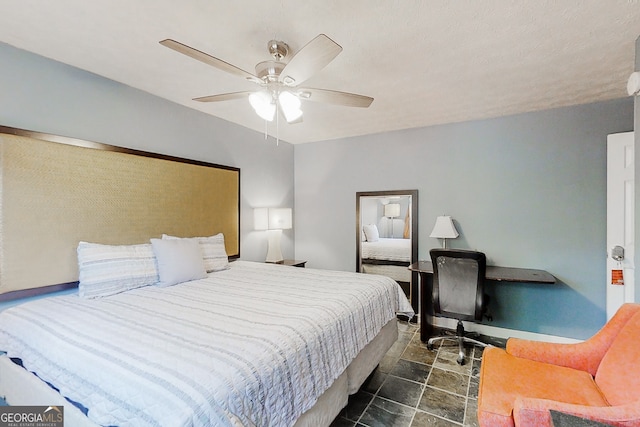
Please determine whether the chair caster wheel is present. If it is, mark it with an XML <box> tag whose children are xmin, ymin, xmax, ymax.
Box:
<box><xmin>457</xmin><ymin>357</ymin><xmax>465</xmax><ymax>365</ymax></box>
<box><xmin>427</xmin><ymin>343</ymin><xmax>434</xmax><ymax>351</ymax></box>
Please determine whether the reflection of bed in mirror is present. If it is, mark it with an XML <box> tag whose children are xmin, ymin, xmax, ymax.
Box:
<box><xmin>362</xmin><ymin>237</ymin><xmax>411</xmax><ymax>263</ymax></box>
<box><xmin>361</xmin><ymin>235</ymin><xmax>412</xmax><ymax>293</ymax></box>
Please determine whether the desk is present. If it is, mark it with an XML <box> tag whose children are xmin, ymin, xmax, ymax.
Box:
<box><xmin>409</xmin><ymin>261</ymin><xmax>555</xmax><ymax>341</ymax></box>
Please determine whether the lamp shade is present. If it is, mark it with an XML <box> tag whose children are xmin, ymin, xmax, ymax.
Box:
<box><xmin>254</xmin><ymin>208</ymin><xmax>269</xmax><ymax>230</ymax></box>
<box><xmin>278</xmin><ymin>91</ymin><xmax>303</xmax><ymax>123</ymax></box>
<box><xmin>430</xmin><ymin>215</ymin><xmax>459</xmax><ymax>239</ymax></box>
<box><xmin>384</xmin><ymin>203</ymin><xmax>400</xmax><ymax>218</ymax></box>
<box><xmin>268</xmin><ymin>208</ymin><xmax>292</xmax><ymax>230</ymax></box>
<box><xmin>249</xmin><ymin>91</ymin><xmax>276</xmax><ymax>122</ymax></box>
<box><xmin>254</xmin><ymin>207</ymin><xmax>292</xmax><ymax>230</ymax></box>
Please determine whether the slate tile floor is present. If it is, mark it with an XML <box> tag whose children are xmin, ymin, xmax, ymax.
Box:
<box><xmin>331</xmin><ymin>321</ymin><xmax>506</xmax><ymax>427</ymax></box>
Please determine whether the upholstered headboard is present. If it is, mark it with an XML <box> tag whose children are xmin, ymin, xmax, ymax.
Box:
<box><xmin>0</xmin><ymin>126</ymin><xmax>240</xmax><ymax>299</ymax></box>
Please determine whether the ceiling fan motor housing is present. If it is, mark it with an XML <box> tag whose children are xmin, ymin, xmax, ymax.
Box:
<box><xmin>255</xmin><ymin>60</ymin><xmax>285</xmax><ymax>82</ymax></box>
<box><xmin>267</xmin><ymin>40</ymin><xmax>289</xmax><ymax>61</ymax></box>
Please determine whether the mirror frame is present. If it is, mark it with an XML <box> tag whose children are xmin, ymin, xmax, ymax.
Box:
<box><xmin>356</xmin><ymin>189</ymin><xmax>419</xmax><ymax>316</ymax></box>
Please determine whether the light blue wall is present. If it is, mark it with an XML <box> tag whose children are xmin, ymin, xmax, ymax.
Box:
<box><xmin>0</xmin><ymin>42</ymin><xmax>295</xmax><ymax>264</ymax></box>
<box><xmin>295</xmin><ymin>98</ymin><xmax>634</xmax><ymax>340</ymax></box>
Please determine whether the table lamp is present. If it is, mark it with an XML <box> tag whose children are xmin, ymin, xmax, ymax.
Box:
<box><xmin>254</xmin><ymin>207</ymin><xmax>292</xmax><ymax>263</ymax></box>
<box><xmin>429</xmin><ymin>215</ymin><xmax>459</xmax><ymax>248</ymax></box>
<box><xmin>384</xmin><ymin>203</ymin><xmax>400</xmax><ymax>237</ymax></box>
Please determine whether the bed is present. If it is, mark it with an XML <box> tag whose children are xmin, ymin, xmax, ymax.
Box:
<box><xmin>361</xmin><ymin>237</ymin><xmax>412</xmax><ymax>296</ymax></box>
<box><xmin>0</xmin><ymin>260</ymin><xmax>412</xmax><ymax>427</ymax></box>
<box><xmin>361</xmin><ymin>237</ymin><xmax>411</xmax><ymax>264</ymax></box>
<box><xmin>0</xmin><ymin>127</ymin><xmax>413</xmax><ymax>427</ymax></box>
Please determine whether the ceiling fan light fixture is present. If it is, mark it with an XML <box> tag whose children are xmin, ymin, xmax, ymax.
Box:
<box><xmin>249</xmin><ymin>91</ymin><xmax>275</xmax><ymax>121</ymax></box>
<box><xmin>282</xmin><ymin>107</ymin><xmax>303</xmax><ymax>123</ymax></box>
<box><xmin>278</xmin><ymin>91</ymin><xmax>303</xmax><ymax>123</ymax></box>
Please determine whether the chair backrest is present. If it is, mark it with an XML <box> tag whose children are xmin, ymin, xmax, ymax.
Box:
<box><xmin>430</xmin><ymin>249</ymin><xmax>486</xmax><ymax>322</ymax></box>
<box><xmin>595</xmin><ymin>309</ymin><xmax>640</xmax><ymax>406</ymax></box>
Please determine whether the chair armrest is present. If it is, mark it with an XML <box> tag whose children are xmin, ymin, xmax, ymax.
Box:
<box><xmin>506</xmin><ymin>339</ymin><xmax>602</xmax><ymax>376</ymax></box>
<box><xmin>507</xmin><ymin>303</ymin><xmax>640</xmax><ymax>376</ymax></box>
<box><xmin>514</xmin><ymin>397</ymin><xmax>640</xmax><ymax>427</ymax></box>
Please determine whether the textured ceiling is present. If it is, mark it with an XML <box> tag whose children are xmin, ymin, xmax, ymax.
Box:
<box><xmin>0</xmin><ymin>0</ymin><xmax>639</xmax><ymax>144</ymax></box>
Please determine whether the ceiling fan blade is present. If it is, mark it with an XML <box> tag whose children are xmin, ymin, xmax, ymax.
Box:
<box><xmin>193</xmin><ymin>91</ymin><xmax>253</xmax><ymax>102</ymax></box>
<box><xmin>280</xmin><ymin>34</ymin><xmax>342</xmax><ymax>86</ymax></box>
<box><xmin>297</xmin><ymin>88</ymin><xmax>374</xmax><ymax>108</ymax></box>
<box><xmin>160</xmin><ymin>39</ymin><xmax>261</xmax><ymax>83</ymax></box>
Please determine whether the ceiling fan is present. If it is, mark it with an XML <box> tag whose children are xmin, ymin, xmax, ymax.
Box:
<box><xmin>159</xmin><ymin>34</ymin><xmax>373</xmax><ymax>124</ymax></box>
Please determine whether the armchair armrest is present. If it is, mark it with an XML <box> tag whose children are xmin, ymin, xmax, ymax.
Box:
<box><xmin>507</xmin><ymin>304</ymin><xmax>640</xmax><ymax>376</ymax></box>
<box><xmin>506</xmin><ymin>339</ymin><xmax>602</xmax><ymax>376</ymax></box>
<box><xmin>514</xmin><ymin>397</ymin><xmax>640</xmax><ymax>427</ymax></box>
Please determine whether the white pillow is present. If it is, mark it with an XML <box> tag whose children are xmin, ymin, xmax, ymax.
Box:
<box><xmin>162</xmin><ymin>233</ymin><xmax>229</xmax><ymax>272</ymax></box>
<box><xmin>77</xmin><ymin>242</ymin><xmax>158</xmax><ymax>299</ymax></box>
<box><xmin>363</xmin><ymin>224</ymin><xmax>380</xmax><ymax>242</ymax></box>
<box><xmin>151</xmin><ymin>238</ymin><xmax>207</xmax><ymax>287</ymax></box>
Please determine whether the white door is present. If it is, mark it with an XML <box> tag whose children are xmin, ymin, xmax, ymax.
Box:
<box><xmin>606</xmin><ymin>131</ymin><xmax>635</xmax><ymax>320</ymax></box>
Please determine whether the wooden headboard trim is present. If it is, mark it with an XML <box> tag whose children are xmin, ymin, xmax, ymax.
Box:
<box><xmin>0</xmin><ymin>125</ymin><xmax>240</xmax><ymax>172</ymax></box>
<box><xmin>0</xmin><ymin>282</ymin><xmax>78</xmax><ymax>302</ymax></box>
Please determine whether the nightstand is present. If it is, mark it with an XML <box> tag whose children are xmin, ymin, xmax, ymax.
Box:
<box><xmin>273</xmin><ymin>259</ymin><xmax>307</xmax><ymax>268</ymax></box>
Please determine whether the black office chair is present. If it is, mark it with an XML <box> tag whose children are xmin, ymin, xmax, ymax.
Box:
<box><xmin>427</xmin><ymin>248</ymin><xmax>491</xmax><ymax>365</ymax></box>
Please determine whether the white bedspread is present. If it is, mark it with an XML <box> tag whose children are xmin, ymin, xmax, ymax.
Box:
<box><xmin>0</xmin><ymin>261</ymin><xmax>413</xmax><ymax>427</ymax></box>
<box><xmin>361</xmin><ymin>238</ymin><xmax>411</xmax><ymax>262</ymax></box>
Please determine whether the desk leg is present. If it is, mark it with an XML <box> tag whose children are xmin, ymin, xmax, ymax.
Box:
<box><xmin>410</xmin><ymin>270</ymin><xmax>419</xmax><ymax>322</ymax></box>
<box><xmin>419</xmin><ymin>272</ymin><xmax>433</xmax><ymax>342</ymax></box>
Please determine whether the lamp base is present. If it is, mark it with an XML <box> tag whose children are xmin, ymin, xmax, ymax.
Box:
<box><xmin>265</xmin><ymin>229</ymin><xmax>284</xmax><ymax>263</ymax></box>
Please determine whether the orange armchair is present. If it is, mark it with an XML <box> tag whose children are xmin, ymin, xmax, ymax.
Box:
<box><xmin>478</xmin><ymin>303</ymin><xmax>640</xmax><ymax>427</ymax></box>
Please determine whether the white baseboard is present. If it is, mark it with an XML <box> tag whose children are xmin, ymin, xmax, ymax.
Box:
<box><xmin>430</xmin><ymin>316</ymin><xmax>582</xmax><ymax>344</ymax></box>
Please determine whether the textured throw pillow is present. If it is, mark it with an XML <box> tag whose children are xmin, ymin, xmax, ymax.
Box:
<box><xmin>77</xmin><ymin>242</ymin><xmax>158</xmax><ymax>299</ymax></box>
<box><xmin>363</xmin><ymin>224</ymin><xmax>380</xmax><ymax>242</ymax></box>
<box><xmin>151</xmin><ymin>238</ymin><xmax>207</xmax><ymax>287</ymax></box>
<box><xmin>162</xmin><ymin>233</ymin><xmax>230</xmax><ymax>272</ymax></box>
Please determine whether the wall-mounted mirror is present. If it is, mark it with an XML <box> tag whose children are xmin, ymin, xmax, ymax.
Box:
<box><xmin>356</xmin><ymin>190</ymin><xmax>418</xmax><ymax>318</ymax></box>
